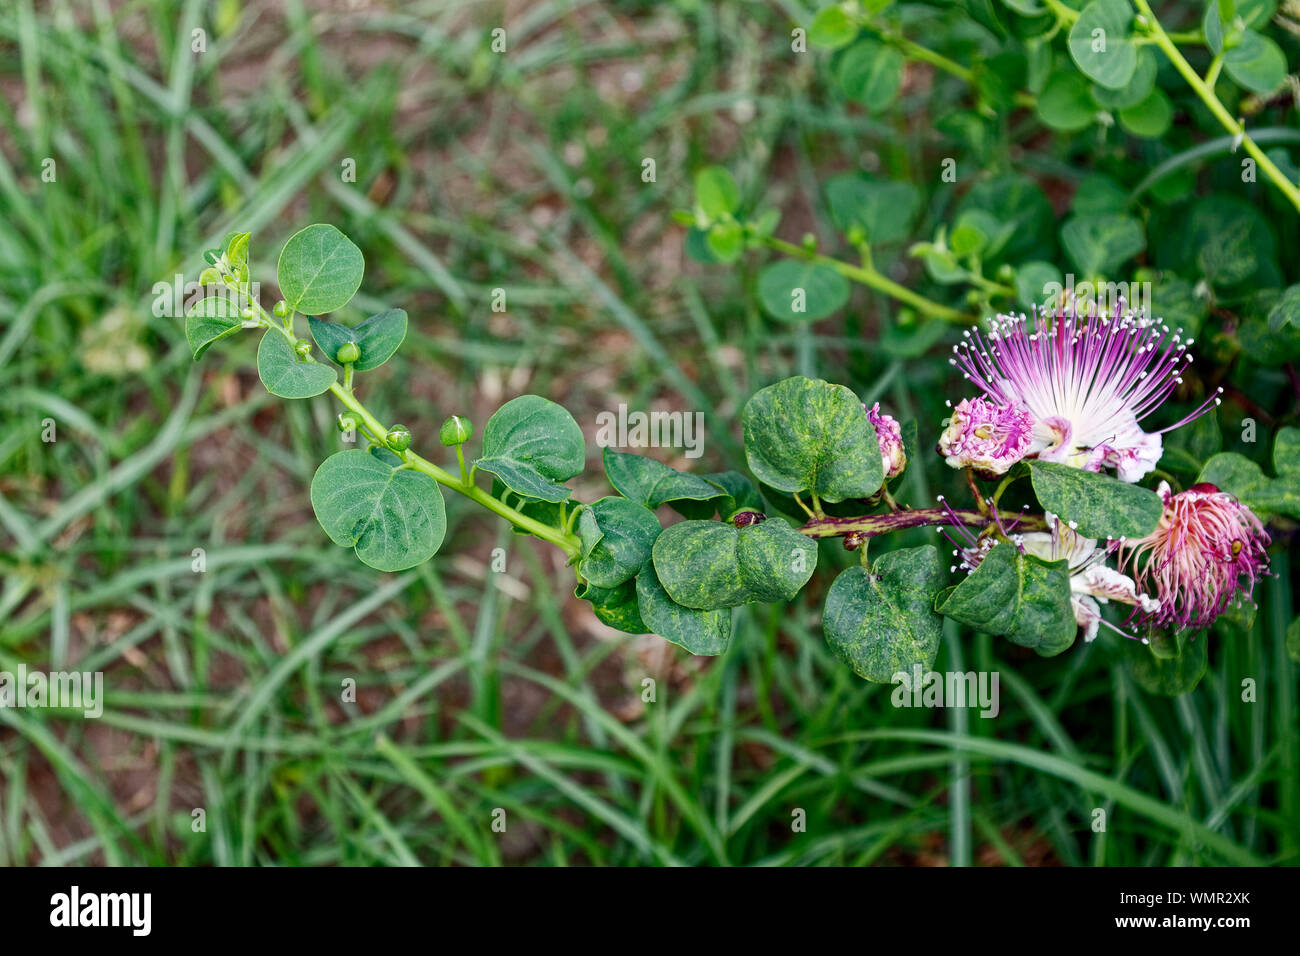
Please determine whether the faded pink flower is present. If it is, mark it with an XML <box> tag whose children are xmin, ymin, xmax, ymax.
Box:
<box><xmin>1118</xmin><ymin>481</ymin><xmax>1270</xmax><ymax>631</ymax></box>
<box><xmin>937</xmin><ymin>397</ymin><xmax>1034</xmax><ymax>476</ymax></box>
<box><xmin>950</xmin><ymin>301</ymin><xmax>1221</xmax><ymax>483</ymax></box>
<box><xmin>866</xmin><ymin>402</ymin><xmax>907</xmax><ymax>480</ymax></box>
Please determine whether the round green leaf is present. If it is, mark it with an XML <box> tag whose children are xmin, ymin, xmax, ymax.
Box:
<box><xmin>1026</xmin><ymin>460</ymin><xmax>1164</xmax><ymax>540</ymax></box>
<box><xmin>742</xmin><ymin>376</ymin><xmax>884</xmax><ymax>502</ymax></box>
<box><xmin>936</xmin><ymin>543</ymin><xmax>1077</xmax><ymax>655</ymax></box>
<box><xmin>825</xmin><ymin>174</ymin><xmax>922</xmax><ymax>244</ymax></box>
<box><xmin>256</xmin><ymin>330</ymin><xmax>337</xmax><ymax>399</ymax></box>
<box><xmin>1091</xmin><ymin>46</ymin><xmax>1157</xmax><ymax>109</ymax></box>
<box><xmin>635</xmin><ymin>567</ymin><xmax>731</xmax><ymax>656</ymax></box>
<box><xmin>808</xmin><ymin>6</ymin><xmax>858</xmax><ymax>49</ymax></box>
<box><xmin>1015</xmin><ymin>261</ymin><xmax>1064</xmax><ymax>309</ymax></box>
<box><xmin>695</xmin><ymin>166</ymin><xmax>740</xmax><ymax>221</ymax></box>
<box><xmin>757</xmin><ymin>260</ymin><xmax>850</xmax><ymax>322</ymax></box>
<box><xmin>824</xmin><ymin>546</ymin><xmax>945</xmax><ymax>683</ymax></box>
<box><xmin>835</xmin><ymin>39</ymin><xmax>905</xmax><ymax>111</ymax></box>
<box><xmin>651</xmin><ymin>520</ymin><xmax>750</xmax><ymax>609</ymax></box>
<box><xmin>577</xmin><ymin>580</ymin><xmax>648</xmax><ymax>635</ymax></box>
<box><xmin>310</xmin><ymin>449</ymin><xmax>447</xmax><ymax>572</ymax></box>
<box><xmin>1223</xmin><ymin>30</ymin><xmax>1287</xmax><ymax>94</ymax></box>
<box><xmin>474</xmin><ymin>395</ymin><xmax>586</xmax><ymax>503</ymax></box>
<box><xmin>1060</xmin><ymin>213</ymin><xmax>1145</xmax><ymax>277</ymax></box>
<box><xmin>1118</xmin><ymin>87</ymin><xmax>1173</xmax><ymax>138</ymax></box>
<box><xmin>735</xmin><ymin>519</ymin><xmax>817</xmax><ymax>602</ymax></box>
<box><xmin>276</xmin><ymin>223</ymin><xmax>365</xmax><ymax>315</ymax></box>
<box><xmin>1036</xmin><ymin>71</ymin><xmax>1097</xmax><ymax>131</ymax></box>
<box><xmin>1068</xmin><ymin>0</ymin><xmax>1137</xmax><ymax>89</ymax></box>
<box><xmin>578</xmin><ymin>496</ymin><xmax>662</xmax><ymax>588</ymax></box>
<box><xmin>185</xmin><ymin>296</ymin><xmax>242</xmax><ymax>359</ymax></box>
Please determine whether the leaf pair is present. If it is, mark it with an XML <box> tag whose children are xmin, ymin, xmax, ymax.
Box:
<box><xmin>651</xmin><ymin>519</ymin><xmax>817</xmax><ymax>609</ymax></box>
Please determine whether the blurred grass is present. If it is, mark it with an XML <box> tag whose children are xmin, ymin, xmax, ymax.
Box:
<box><xmin>0</xmin><ymin>0</ymin><xmax>1295</xmax><ymax>866</ymax></box>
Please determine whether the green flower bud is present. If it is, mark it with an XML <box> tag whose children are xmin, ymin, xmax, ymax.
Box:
<box><xmin>439</xmin><ymin>415</ymin><xmax>474</xmax><ymax>446</ymax></box>
<box><xmin>386</xmin><ymin>424</ymin><xmax>413</xmax><ymax>452</ymax></box>
<box><xmin>294</xmin><ymin>339</ymin><xmax>313</xmax><ymax>359</ymax></box>
<box><xmin>272</xmin><ymin>301</ymin><xmax>290</xmax><ymax>318</ymax></box>
<box><xmin>336</xmin><ymin>341</ymin><xmax>361</xmax><ymax>365</ymax></box>
<box><xmin>336</xmin><ymin>414</ymin><xmax>357</xmax><ymax>433</ymax></box>
<box><xmin>241</xmin><ymin>307</ymin><xmax>255</xmax><ymax>321</ymax></box>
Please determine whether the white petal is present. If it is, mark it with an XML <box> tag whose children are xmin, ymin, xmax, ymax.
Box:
<box><xmin>1075</xmin><ymin>564</ymin><xmax>1156</xmax><ymax>612</ymax></box>
<box><xmin>1073</xmin><ymin>595</ymin><xmax>1102</xmax><ymax>643</ymax></box>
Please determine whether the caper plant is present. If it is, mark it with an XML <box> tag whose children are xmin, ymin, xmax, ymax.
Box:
<box><xmin>187</xmin><ymin>224</ymin><xmax>1292</xmax><ymax>695</ymax></box>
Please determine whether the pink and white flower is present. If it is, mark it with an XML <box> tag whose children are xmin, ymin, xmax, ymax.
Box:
<box><xmin>1118</xmin><ymin>481</ymin><xmax>1270</xmax><ymax>631</ymax></box>
<box><xmin>937</xmin><ymin>397</ymin><xmax>1034</xmax><ymax>476</ymax></box>
<box><xmin>950</xmin><ymin>301</ymin><xmax>1221</xmax><ymax>483</ymax></box>
<box><xmin>866</xmin><ymin>402</ymin><xmax>907</xmax><ymax>480</ymax></box>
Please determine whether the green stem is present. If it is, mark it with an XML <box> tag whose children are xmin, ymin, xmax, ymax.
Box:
<box><xmin>326</xmin><ymin>383</ymin><xmax>582</xmax><ymax>559</ymax></box>
<box><xmin>248</xmin><ymin>297</ymin><xmax>581</xmax><ymax>559</ymax></box>
<box><xmin>1043</xmin><ymin>0</ymin><xmax>1080</xmax><ymax>24</ymax></box>
<box><xmin>763</xmin><ymin>236</ymin><xmax>972</xmax><ymax>324</ymax></box>
<box><xmin>1133</xmin><ymin>0</ymin><xmax>1300</xmax><ymax>214</ymax></box>
<box><xmin>884</xmin><ymin>32</ymin><xmax>1037</xmax><ymax>108</ymax></box>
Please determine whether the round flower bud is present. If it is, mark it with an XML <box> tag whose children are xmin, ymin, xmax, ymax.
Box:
<box><xmin>294</xmin><ymin>339</ymin><xmax>313</xmax><ymax>359</ymax></box>
<box><xmin>439</xmin><ymin>415</ymin><xmax>474</xmax><ymax>446</ymax></box>
<box><xmin>865</xmin><ymin>402</ymin><xmax>907</xmax><ymax>480</ymax></box>
<box><xmin>731</xmin><ymin>511</ymin><xmax>766</xmax><ymax>528</ymax></box>
<box><xmin>335</xmin><ymin>341</ymin><xmax>361</xmax><ymax>364</ymax></box>
<box><xmin>241</xmin><ymin>307</ymin><xmax>255</xmax><ymax>321</ymax></box>
<box><xmin>272</xmin><ymin>301</ymin><xmax>290</xmax><ymax>318</ymax></box>
<box><xmin>386</xmin><ymin>425</ymin><xmax>413</xmax><ymax>452</ymax></box>
<box><xmin>937</xmin><ymin>397</ymin><xmax>1034</xmax><ymax>477</ymax></box>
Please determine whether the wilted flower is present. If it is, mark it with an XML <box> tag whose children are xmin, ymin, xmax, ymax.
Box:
<box><xmin>1118</xmin><ymin>481</ymin><xmax>1270</xmax><ymax>631</ymax></box>
<box><xmin>950</xmin><ymin>301</ymin><xmax>1221</xmax><ymax>483</ymax></box>
<box><xmin>866</xmin><ymin>402</ymin><xmax>907</xmax><ymax>479</ymax></box>
<box><xmin>1019</xmin><ymin>520</ymin><xmax>1160</xmax><ymax>642</ymax></box>
<box><xmin>937</xmin><ymin>396</ymin><xmax>1034</xmax><ymax>476</ymax></box>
